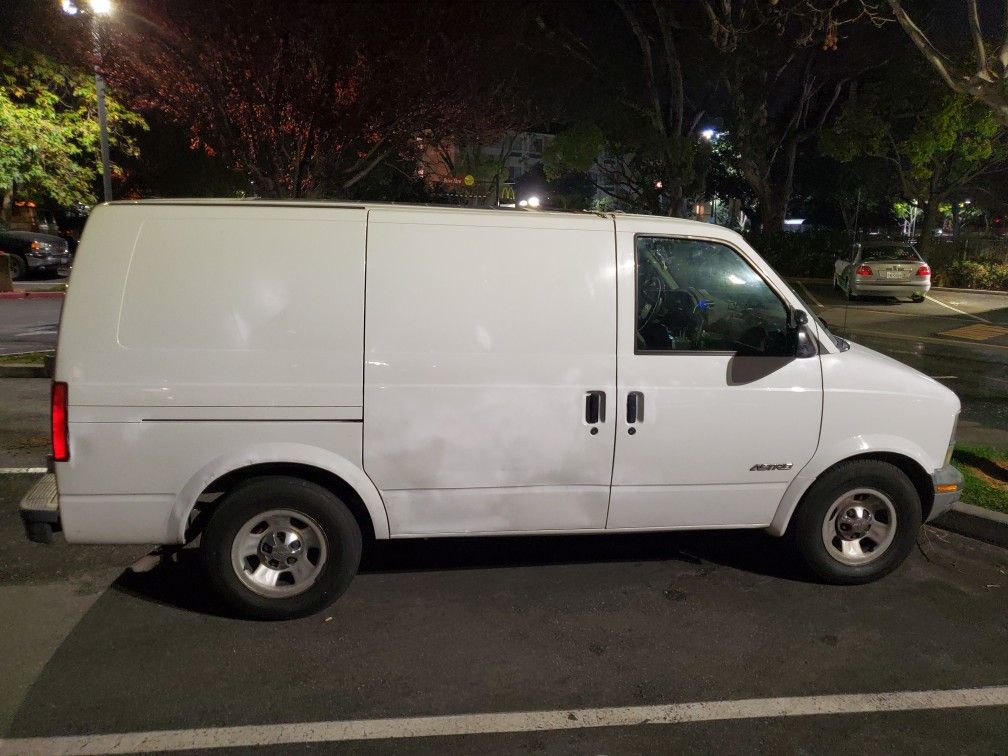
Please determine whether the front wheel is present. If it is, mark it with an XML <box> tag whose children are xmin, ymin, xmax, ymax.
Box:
<box><xmin>202</xmin><ymin>476</ymin><xmax>362</xmax><ymax>620</ymax></box>
<box><xmin>789</xmin><ymin>460</ymin><xmax>921</xmax><ymax>584</ymax></box>
<box><xmin>6</xmin><ymin>253</ymin><xmax>27</xmax><ymax>281</ymax></box>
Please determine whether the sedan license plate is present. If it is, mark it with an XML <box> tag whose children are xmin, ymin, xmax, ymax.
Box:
<box><xmin>885</xmin><ymin>270</ymin><xmax>903</xmax><ymax>279</ymax></box>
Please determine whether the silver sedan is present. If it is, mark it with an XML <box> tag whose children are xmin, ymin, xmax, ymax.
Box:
<box><xmin>834</xmin><ymin>241</ymin><xmax>931</xmax><ymax>303</ymax></box>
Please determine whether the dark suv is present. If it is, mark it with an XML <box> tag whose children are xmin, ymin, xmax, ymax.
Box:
<box><xmin>0</xmin><ymin>220</ymin><xmax>71</xmax><ymax>280</ymax></box>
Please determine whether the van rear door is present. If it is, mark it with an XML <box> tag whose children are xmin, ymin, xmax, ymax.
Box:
<box><xmin>363</xmin><ymin>209</ymin><xmax>617</xmax><ymax>536</ymax></box>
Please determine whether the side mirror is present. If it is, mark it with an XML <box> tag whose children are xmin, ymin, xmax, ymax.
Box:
<box><xmin>790</xmin><ymin>309</ymin><xmax>817</xmax><ymax>358</ymax></box>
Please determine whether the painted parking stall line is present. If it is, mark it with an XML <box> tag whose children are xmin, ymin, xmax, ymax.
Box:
<box><xmin>925</xmin><ymin>294</ymin><xmax>992</xmax><ymax>323</ymax></box>
<box><xmin>0</xmin><ymin>467</ymin><xmax>47</xmax><ymax>474</ymax></box>
<box><xmin>3</xmin><ymin>686</ymin><xmax>1007</xmax><ymax>755</ymax></box>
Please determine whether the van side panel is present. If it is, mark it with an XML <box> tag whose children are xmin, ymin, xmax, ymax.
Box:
<box><xmin>59</xmin><ymin>205</ymin><xmax>366</xmax><ymax>408</ymax></box>
<box><xmin>56</xmin><ymin>205</ymin><xmax>372</xmax><ymax>544</ymax></box>
<box><xmin>363</xmin><ymin>209</ymin><xmax>617</xmax><ymax>536</ymax></box>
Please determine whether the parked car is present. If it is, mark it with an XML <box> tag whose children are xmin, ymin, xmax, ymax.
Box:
<box><xmin>834</xmin><ymin>240</ymin><xmax>931</xmax><ymax>302</ymax></box>
<box><xmin>0</xmin><ymin>220</ymin><xmax>71</xmax><ymax>280</ymax></box>
<box><xmin>21</xmin><ymin>200</ymin><xmax>962</xmax><ymax>619</ymax></box>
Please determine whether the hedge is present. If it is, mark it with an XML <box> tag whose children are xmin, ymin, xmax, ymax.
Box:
<box><xmin>746</xmin><ymin>232</ymin><xmax>1008</xmax><ymax>291</ymax></box>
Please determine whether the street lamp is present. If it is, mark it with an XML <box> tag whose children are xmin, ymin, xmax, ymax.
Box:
<box><xmin>61</xmin><ymin>0</ymin><xmax>114</xmax><ymax>203</ymax></box>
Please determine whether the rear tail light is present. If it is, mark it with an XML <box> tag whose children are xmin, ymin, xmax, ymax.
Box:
<box><xmin>916</xmin><ymin>265</ymin><xmax>931</xmax><ymax>277</ymax></box>
<box><xmin>855</xmin><ymin>264</ymin><xmax>873</xmax><ymax>276</ymax></box>
<box><xmin>51</xmin><ymin>381</ymin><xmax>69</xmax><ymax>462</ymax></box>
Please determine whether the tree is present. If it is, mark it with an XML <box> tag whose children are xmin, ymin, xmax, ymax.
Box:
<box><xmin>887</xmin><ymin>0</ymin><xmax>1008</xmax><ymax>126</ymax></box>
<box><xmin>0</xmin><ymin>47</ymin><xmax>145</xmax><ymax>219</ymax></box>
<box><xmin>538</xmin><ymin>0</ymin><xmax>715</xmax><ymax>216</ymax></box>
<box><xmin>699</xmin><ymin>0</ymin><xmax>885</xmax><ymax>230</ymax></box>
<box><xmin>107</xmin><ymin>0</ymin><xmax>533</xmax><ymax>199</ymax></box>
<box><xmin>822</xmin><ymin>64</ymin><xmax>1008</xmax><ymax>241</ymax></box>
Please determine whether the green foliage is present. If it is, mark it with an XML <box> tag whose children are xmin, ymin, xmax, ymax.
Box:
<box><xmin>0</xmin><ymin>48</ymin><xmax>146</xmax><ymax>207</ymax></box>
<box><xmin>543</xmin><ymin>111</ymin><xmax>712</xmax><ymax>215</ymax></box>
<box><xmin>902</xmin><ymin>96</ymin><xmax>1002</xmax><ymax>182</ymax></box>
<box><xmin>542</xmin><ymin>125</ymin><xmax>606</xmax><ymax>180</ymax></box>
<box><xmin>744</xmin><ymin>230</ymin><xmax>852</xmax><ymax>277</ymax></box>
<box><xmin>952</xmin><ymin>445</ymin><xmax>1008</xmax><ymax>515</ymax></box>
<box><xmin>941</xmin><ymin>260</ymin><xmax>1008</xmax><ymax>291</ymax></box>
<box><xmin>822</xmin><ymin>65</ymin><xmax>1008</xmax><ymax>215</ymax></box>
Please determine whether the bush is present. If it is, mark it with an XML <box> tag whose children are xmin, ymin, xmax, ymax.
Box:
<box><xmin>744</xmin><ymin>231</ymin><xmax>852</xmax><ymax>278</ymax></box>
<box><xmin>942</xmin><ymin>260</ymin><xmax>1008</xmax><ymax>291</ymax></box>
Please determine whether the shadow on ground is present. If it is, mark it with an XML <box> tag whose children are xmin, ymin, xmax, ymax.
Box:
<box><xmin>113</xmin><ymin>529</ymin><xmax>808</xmax><ymax>619</ymax></box>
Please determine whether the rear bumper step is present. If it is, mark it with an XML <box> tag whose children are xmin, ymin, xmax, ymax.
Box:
<box><xmin>19</xmin><ymin>473</ymin><xmax>61</xmax><ymax>543</ymax></box>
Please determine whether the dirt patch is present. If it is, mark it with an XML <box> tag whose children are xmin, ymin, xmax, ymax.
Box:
<box><xmin>0</xmin><ymin>435</ymin><xmax>47</xmax><ymax>452</ymax></box>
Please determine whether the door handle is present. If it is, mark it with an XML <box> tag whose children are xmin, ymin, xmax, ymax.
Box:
<box><xmin>585</xmin><ymin>390</ymin><xmax>606</xmax><ymax>424</ymax></box>
<box><xmin>627</xmin><ymin>391</ymin><xmax>644</xmax><ymax>424</ymax></box>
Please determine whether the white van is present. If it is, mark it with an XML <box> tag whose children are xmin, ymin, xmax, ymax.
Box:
<box><xmin>21</xmin><ymin>200</ymin><xmax>963</xmax><ymax>619</ymax></box>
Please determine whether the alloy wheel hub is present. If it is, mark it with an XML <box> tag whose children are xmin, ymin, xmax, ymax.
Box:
<box><xmin>836</xmin><ymin>505</ymin><xmax>873</xmax><ymax>540</ymax></box>
<box><xmin>258</xmin><ymin>529</ymin><xmax>304</xmax><ymax>569</ymax></box>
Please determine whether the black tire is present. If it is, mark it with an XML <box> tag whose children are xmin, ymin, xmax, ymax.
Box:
<box><xmin>789</xmin><ymin>460</ymin><xmax>921</xmax><ymax>584</ymax></box>
<box><xmin>202</xmin><ymin>476</ymin><xmax>362</xmax><ymax>620</ymax></box>
<box><xmin>6</xmin><ymin>253</ymin><xmax>27</xmax><ymax>281</ymax></box>
<box><xmin>911</xmin><ymin>294</ymin><xmax>925</xmax><ymax>303</ymax></box>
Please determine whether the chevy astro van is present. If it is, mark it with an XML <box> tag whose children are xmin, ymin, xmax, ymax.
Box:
<box><xmin>20</xmin><ymin>201</ymin><xmax>963</xmax><ymax>619</ymax></box>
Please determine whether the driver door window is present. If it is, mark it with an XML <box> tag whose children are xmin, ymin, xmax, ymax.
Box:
<box><xmin>635</xmin><ymin>236</ymin><xmax>790</xmax><ymax>356</ymax></box>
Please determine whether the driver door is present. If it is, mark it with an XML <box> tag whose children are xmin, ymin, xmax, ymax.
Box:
<box><xmin>607</xmin><ymin>223</ymin><xmax>823</xmax><ymax>530</ymax></box>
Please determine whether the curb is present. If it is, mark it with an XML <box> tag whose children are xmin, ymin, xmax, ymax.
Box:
<box><xmin>932</xmin><ymin>286</ymin><xmax>1008</xmax><ymax>297</ymax></box>
<box><xmin>0</xmin><ymin>290</ymin><xmax>66</xmax><ymax>299</ymax></box>
<box><xmin>0</xmin><ymin>364</ymin><xmax>48</xmax><ymax>378</ymax></box>
<box><xmin>785</xmin><ymin>278</ymin><xmax>1008</xmax><ymax>297</ymax></box>
<box><xmin>932</xmin><ymin>502</ymin><xmax>1008</xmax><ymax>549</ymax></box>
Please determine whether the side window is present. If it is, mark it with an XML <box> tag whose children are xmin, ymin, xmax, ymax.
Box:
<box><xmin>635</xmin><ymin>236</ymin><xmax>791</xmax><ymax>355</ymax></box>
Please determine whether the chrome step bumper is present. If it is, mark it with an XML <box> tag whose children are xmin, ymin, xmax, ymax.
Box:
<box><xmin>19</xmin><ymin>473</ymin><xmax>60</xmax><ymax>543</ymax></box>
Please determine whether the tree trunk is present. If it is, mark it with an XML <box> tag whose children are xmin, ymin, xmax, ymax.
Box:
<box><xmin>916</xmin><ymin>201</ymin><xmax>938</xmax><ymax>252</ymax></box>
<box><xmin>759</xmin><ymin>189</ymin><xmax>788</xmax><ymax>232</ymax></box>
<box><xmin>1</xmin><ymin>181</ymin><xmax>13</xmax><ymax>223</ymax></box>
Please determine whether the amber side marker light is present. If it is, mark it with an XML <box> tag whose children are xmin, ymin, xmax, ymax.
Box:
<box><xmin>935</xmin><ymin>483</ymin><xmax>959</xmax><ymax>493</ymax></box>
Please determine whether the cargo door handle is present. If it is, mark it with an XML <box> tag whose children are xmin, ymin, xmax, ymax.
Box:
<box><xmin>585</xmin><ymin>390</ymin><xmax>606</xmax><ymax>424</ymax></box>
<box><xmin>627</xmin><ymin>391</ymin><xmax>644</xmax><ymax>424</ymax></box>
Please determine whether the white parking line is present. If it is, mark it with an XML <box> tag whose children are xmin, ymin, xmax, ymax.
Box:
<box><xmin>925</xmin><ymin>294</ymin><xmax>992</xmax><ymax>323</ymax></box>
<box><xmin>0</xmin><ymin>467</ymin><xmax>47</xmax><ymax>474</ymax></box>
<box><xmin>2</xmin><ymin>685</ymin><xmax>1006</xmax><ymax>754</ymax></box>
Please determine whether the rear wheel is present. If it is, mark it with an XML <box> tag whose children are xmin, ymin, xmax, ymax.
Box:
<box><xmin>202</xmin><ymin>476</ymin><xmax>362</xmax><ymax>620</ymax></box>
<box><xmin>789</xmin><ymin>460</ymin><xmax>921</xmax><ymax>584</ymax></box>
<box><xmin>911</xmin><ymin>293</ymin><xmax>925</xmax><ymax>303</ymax></box>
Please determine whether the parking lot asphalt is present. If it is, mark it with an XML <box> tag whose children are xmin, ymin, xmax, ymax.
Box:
<box><xmin>1</xmin><ymin>464</ymin><xmax>1007</xmax><ymax>752</ymax></box>
<box><xmin>0</xmin><ymin>297</ymin><xmax>62</xmax><ymax>356</ymax></box>
<box><xmin>1</xmin><ymin>284</ymin><xmax>1007</xmax><ymax>752</ymax></box>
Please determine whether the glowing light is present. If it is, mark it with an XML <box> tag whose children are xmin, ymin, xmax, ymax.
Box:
<box><xmin>701</xmin><ymin>129</ymin><xmax>716</xmax><ymax>140</ymax></box>
<box><xmin>88</xmin><ymin>0</ymin><xmax>112</xmax><ymax>14</ymax></box>
<box><xmin>61</xmin><ymin>0</ymin><xmax>79</xmax><ymax>14</ymax></box>
<box><xmin>527</xmin><ymin>196</ymin><xmax>540</xmax><ymax>208</ymax></box>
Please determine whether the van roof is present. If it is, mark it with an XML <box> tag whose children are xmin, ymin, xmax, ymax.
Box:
<box><xmin>104</xmin><ymin>198</ymin><xmax>722</xmax><ymax>232</ymax></box>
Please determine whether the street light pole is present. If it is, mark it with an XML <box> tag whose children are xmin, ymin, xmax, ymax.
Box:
<box><xmin>91</xmin><ymin>13</ymin><xmax>112</xmax><ymax>202</ymax></box>
<box><xmin>63</xmin><ymin>0</ymin><xmax>114</xmax><ymax>202</ymax></box>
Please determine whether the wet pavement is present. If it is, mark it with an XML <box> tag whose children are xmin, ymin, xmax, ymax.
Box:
<box><xmin>0</xmin><ymin>298</ymin><xmax>62</xmax><ymax>356</ymax></box>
